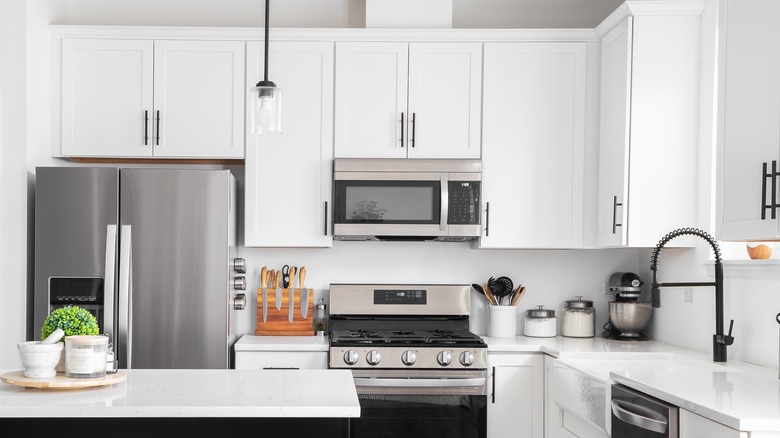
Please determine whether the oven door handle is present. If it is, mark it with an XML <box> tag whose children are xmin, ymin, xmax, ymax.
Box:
<box><xmin>611</xmin><ymin>400</ymin><xmax>668</xmax><ymax>434</ymax></box>
<box><xmin>354</xmin><ymin>377</ymin><xmax>486</xmax><ymax>388</ymax></box>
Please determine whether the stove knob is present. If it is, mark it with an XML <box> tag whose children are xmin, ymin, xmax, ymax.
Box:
<box><xmin>437</xmin><ymin>351</ymin><xmax>452</xmax><ymax>366</ymax></box>
<box><xmin>401</xmin><ymin>350</ymin><xmax>416</xmax><ymax>366</ymax></box>
<box><xmin>366</xmin><ymin>350</ymin><xmax>381</xmax><ymax>366</ymax></box>
<box><xmin>459</xmin><ymin>351</ymin><xmax>474</xmax><ymax>367</ymax></box>
<box><xmin>343</xmin><ymin>350</ymin><xmax>359</xmax><ymax>365</ymax></box>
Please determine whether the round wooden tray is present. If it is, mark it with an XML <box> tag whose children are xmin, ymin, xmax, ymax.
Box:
<box><xmin>0</xmin><ymin>370</ymin><xmax>126</xmax><ymax>390</ymax></box>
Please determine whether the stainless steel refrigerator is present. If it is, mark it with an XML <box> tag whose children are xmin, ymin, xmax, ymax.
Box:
<box><xmin>34</xmin><ymin>167</ymin><xmax>243</xmax><ymax>369</ymax></box>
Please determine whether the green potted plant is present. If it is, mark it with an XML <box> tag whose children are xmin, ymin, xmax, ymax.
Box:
<box><xmin>40</xmin><ymin>306</ymin><xmax>100</xmax><ymax>371</ymax></box>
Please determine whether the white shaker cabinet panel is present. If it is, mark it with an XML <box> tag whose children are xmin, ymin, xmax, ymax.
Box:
<box><xmin>488</xmin><ymin>353</ymin><xmax>544</xmax><ymax>438</ymax></box>
<box><xmin>597</xmin><ymin>13</ymin><xmax>699</xmax><ymax>247</ymax></box>
<box><xmin>680</xmin><ymin>409</ymin><xmax>747</xmax><ymax>438</ymax></box>
<box><xmin>245</xmin><ymin>41</ymin><xmax>334</xmax><ymax>248</ymax></box>
<box><xmin>407</xmin><ymin>43</ymin><xmax>482</xmax><ymax>159</ymax></box>
<box><xmin>61</xmin><ymin>39</ymin><xmax>154</xmax><ymax>157</ymax></box>
<box><xmin>480</xmin><ymin>42</ymin><xmax>586</xmax><ymax>249</ymax></box>
<box><xmin>717</xmin><ymin>0</ymin><xmax>780</xmax><ymax>241</ymax></box>
<box><xmin>334</xmin><ymin>42</ymin><xmax>409</xmax><ymax>159</ymax></box>
<box><xmin>152</xmin><ymin>40</ymin><xmax>245</xmax><ymax>159</ymax></box>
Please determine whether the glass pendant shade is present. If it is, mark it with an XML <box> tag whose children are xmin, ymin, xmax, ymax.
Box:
<box><xmin>250</xmin><ymin>82</ymin><xmax>282</xmax><ymax>135</ymax></box>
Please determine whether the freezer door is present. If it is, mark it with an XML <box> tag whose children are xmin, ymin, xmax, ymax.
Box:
<box><xmin>119</xmin><ymin>169</ymin><xmax>232</xmax><ymax>369</ymax></box>
<box><xmin>34</xmin><ymin>167</ymin><xmax>119</xmax><ymax>340</ymax></box>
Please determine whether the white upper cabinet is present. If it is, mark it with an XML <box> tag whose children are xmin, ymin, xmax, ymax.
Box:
<box><xmin>479</xmin><ymin>42</ymin><xmax>586</xmax><ymax>249</ymax></box>
<box><xmin>59</xmin><ymin>38</ymin><xmax>245</xmax><ymax>159</ymax></box>
<box><xmin>244</xmin><ymin>41</ymin><xmax>334</xmax><ymax>248</ymax></box>
<box><xmin>597</xmin><ymin>11</ymin><xmax>699</xmax><ymax>247</ymax></box>
<box><xmin>61</xmin><ymin>39</ymin><xmax>154</xmax><ymax>157</ymax></box>
<box><xmin>334</xmin><ymin>41</ymin><xmax>482</xmax><ymax>159</ymax></box>
<box><xmin>717</xmin><ymin>0</ymin><xmax>780</xmax><ymax>241</ymax></box>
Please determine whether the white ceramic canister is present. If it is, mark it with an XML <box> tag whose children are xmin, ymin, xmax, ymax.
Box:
<box><xmin>488</xmin><ymin>305</ymin><xmax>518</xmax><ymax>338</ymax></box>
<box><xmin>561</xmin><ymin>296</ymin><xmax>595</xmax><ymax>338</ymax></box>
<box><xmin>524</xmin><ymin>305</ymin><xmax>557</xmax><ymax>338</ymax></box>
<box><xmin>65</xmin><ymin>335</ymin><xmax>108</xmax><ymax>378</ymax></box>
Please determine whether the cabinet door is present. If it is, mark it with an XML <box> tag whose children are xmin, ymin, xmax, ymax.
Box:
<box><xmin>334</xmin><ymin>42</ymin><xmax>408</xmax><ymax>158</ymax></box>
<box><xmin>61</xmin><ymin>39</ymin><xmax>153</xmax><ymax>157</ymax></box>
<box><xmin>153</xmin><ymin>40</ymin><xmax>245</xmax><ymax>158</ymax></box>
<box><xmin>597</xmin><ymin>18</ymin><xmax>632</xmax><ymax>247</ymax></box>
<box><xmin>407</xmin><ymin>43</ymin><xmax>482</xmax><ymax>159</ymax></box>
<box><xmin>680</xmin><ymin>409</ymin><xmax>747</xmax><ymax>438</ymax></box>
<box><xmin>480</xmin><ymin>43</ymin><xmax>586</xmax><ymax>249</ymax></box>
<box><xmin>717</xmin><ymin>0</ymin><xmax>780</xmax><ymax>240</ymax></box>
<box><xmin>488</xmin><ymin>354</ymin><xmax>544</xmax><ymax>438</ymax></box>
<box><xmin>245</xmin><ymin>41</ymin><xmax>334</xmax><ymax>247</ymax></box>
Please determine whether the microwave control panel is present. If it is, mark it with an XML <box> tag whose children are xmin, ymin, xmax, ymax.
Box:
<box><xmin>448</xmin><ymin>181</ymin><xmax>480</xmax><ymax>225</ymax></box>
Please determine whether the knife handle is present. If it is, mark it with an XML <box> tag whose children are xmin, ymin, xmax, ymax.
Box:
<box><xmin>260</xmin><ymin>266</ymin><xmax>267</xmax><ymax>287</ymax></box>
<box><xmin>288</xmin><ymin>267</ymin><xmax>296</xmax><ymax>290</ymax></box>
<box><xmin>274</xmin><ymin>270</ymin><xmax>281</xmax><ymax>288</ymax></box>
<box><xmin>299</xmin><ymin>267</ymin><xmax>306</xmax><ymax>288</ymax></box>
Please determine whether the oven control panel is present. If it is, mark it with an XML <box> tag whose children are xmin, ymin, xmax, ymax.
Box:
<box><xmin>330</xmin><ymin>346</ymin><xmax>487</xmax><ymax>370</ymax></box>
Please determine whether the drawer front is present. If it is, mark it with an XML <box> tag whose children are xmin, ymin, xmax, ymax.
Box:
<box><xmin>235</xmin><ymin>351</ymin><xmax>328</xmax><ymax>370</ymax></box>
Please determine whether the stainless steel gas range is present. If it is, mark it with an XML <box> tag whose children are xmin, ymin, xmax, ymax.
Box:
<box><xmin>328</xmin><ymin>284</ymin><xmax>487</xmax><ymax>438</ymax></box>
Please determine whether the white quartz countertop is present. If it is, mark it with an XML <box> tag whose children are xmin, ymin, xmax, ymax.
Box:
<box><xmin>0</xmin><ymin>369</ymin><xmax>360</xmax><ymax>418</ymax></box>
<box><xmin>234</xmin><ymin>335</ymin><xmax>329</xmax><ymax>352</ymax></box>
<box><xmin>484</xmin><ymin>335</ymin><xmax>780</xmax><ymax>432</ymax></box>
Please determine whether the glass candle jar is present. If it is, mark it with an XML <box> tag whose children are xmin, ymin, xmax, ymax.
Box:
<box><xmin>314</xmin><ymin>299</ymin><xmax>327</xmax><ymax>336</ymax></box>
<box><xmin>524</xmin><ymin>305</ymin><xmax>557</xmax><ymax>338</ymax></box>
<box><xmin>561</xmin><ymin>296</ymin><xmax>595</xmax><ymax>338</ymax></box>
<box><xmin>65</xmin><ymin>335</ymin><xmax>108</xmax><ymax>378</ymax></box>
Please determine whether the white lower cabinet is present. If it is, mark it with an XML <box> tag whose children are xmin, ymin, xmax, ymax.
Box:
<box><xmin>545</xmin><ymin>359</ymin><xmax>608</xmax><ymax>438</ymax></box>
<box><xmin>488</xmin><ymin>353</ymin><xmax>544</xmax><ymax>438</ymax></box>
<box><xmin>235</xmin><ymin>350</ymin><xmax>328</xmax><ymax>370</ymax></box>
<box><xmin>680</xmin><ymin>409</ymin><xmax>747</xmax><ymax>438</ymax></box>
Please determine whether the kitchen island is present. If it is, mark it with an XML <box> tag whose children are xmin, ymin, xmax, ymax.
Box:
<box><xmin>0</xmin><ymin>369</ymin><xmax>359</xmax><ymax>437</ymax></box>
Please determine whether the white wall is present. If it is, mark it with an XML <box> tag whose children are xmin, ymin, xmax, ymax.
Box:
<box><xmin>0</xmin><ymin>0</ymin><xmax>29</xmax><ymax>369</ymax></box>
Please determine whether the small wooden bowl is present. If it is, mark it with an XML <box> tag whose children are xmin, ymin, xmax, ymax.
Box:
<box><xmin>747</xmin><ymin>243</ymin><xmax>773</xmax><ymax>259</ymax></box>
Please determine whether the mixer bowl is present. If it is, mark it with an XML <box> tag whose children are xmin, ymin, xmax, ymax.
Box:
<box><xmin>609</xmin><ymin>302</ymin><xmax>652</xmax><ymax>337</ymax></box>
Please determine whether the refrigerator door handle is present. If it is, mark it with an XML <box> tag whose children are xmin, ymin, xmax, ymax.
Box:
<box><xmin>118</xmin><ymin>225</ymin><xmax>132</xmax><ymax>369</ymax></box>
<box><xmin>104</xmin><ymin>225</ymin><xmax>118</xmax><ymax>347</ymax></box>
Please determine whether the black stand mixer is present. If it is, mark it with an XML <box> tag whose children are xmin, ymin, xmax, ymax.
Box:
<box><xmin>602</xmin><ymin>272</ymin><xmax>652</xmax><ymax>340</ymax></box>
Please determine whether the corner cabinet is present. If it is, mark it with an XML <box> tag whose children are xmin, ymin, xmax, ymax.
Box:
<box><xmin>597</xmin><ymin>9</ymin><xmax>700</xmax><ymax>247</ymax></box>
<box><xmin>717</xmin><ymin>0</ymin><xmax>780</xmax><ymax>241</ymax></box>
<box><xmin>59</xmin><ymin>38</ymin><xmax>245</xmax><ymax>159</ymax></box>
<box><xmin>334</xmin><ymin>42</ymin><xmax>482</xmax><ymax>159</ymax></box>
<box><xmin>487</xmin><ymin>353</ymin><xmax>544</xmax><ymax>438</ymax></box>
<box><xmin>244</xmin><ymin>41</ymin><xmax>334</xmax><ymax>248</ymax></box>
<box><xmin>479</xmin><ymin>42</ymin><xmax>586</xmax><ymax>249</ymax></box>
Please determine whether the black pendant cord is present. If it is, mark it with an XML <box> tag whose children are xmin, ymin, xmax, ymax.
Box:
<box><xmin>263</xmin><ymin>0</ymin><xmax>270</xmax><ymax>83</ymax></box>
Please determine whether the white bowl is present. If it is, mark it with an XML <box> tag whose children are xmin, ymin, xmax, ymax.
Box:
<box><xmin>18</xmin><ymin>341</ymin><xmax>64</xmax><ymax>378</ymax></box>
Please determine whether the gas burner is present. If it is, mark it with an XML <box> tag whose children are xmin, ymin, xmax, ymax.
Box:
<box><xmin>427</xmin><ymin>330</ymin><xmax>485</xmax><ymax>345</ymax></box>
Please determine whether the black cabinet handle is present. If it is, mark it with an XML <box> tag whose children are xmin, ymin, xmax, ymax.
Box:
<box><xmin>324</xmin><ymin>201</ymin><xmax>329</xmax><ymax>236</ymax></box>
<box><xmin>411</xmin><ymin>113</ymin><xmax>416</xmax><ymax>148</ymax></box>
<box><xmin>762</xmin><ymin>161</ymin><xmax>778</xmax><ymax>220</ymax></box>
<box><xmin>400</xmin><ymin>113</ymin><xmax>405</xmax><ymax>148</ymax></box>
<box><xmin>491</xmin><ymin>366</ymin><xmax>496</xmax><ymax>404</ymax></box>
<box><xmin>144</xmin><ymin>111</ymin><xmax>149</xmax><ymax>145</ymax></box>
<box><xmin>155</xmin><ymin>110</ymin><xmax>160</xmax><ymax>145</ymax></box>
<box><xmin>485</xmin><ymin>202</ymin><xmax>490</xmax><ymax>237</ymax></box>
<box><xmin>612</xmin><ymin>195</ymin><xmax>623</xmax><ymax>234</ymax></box>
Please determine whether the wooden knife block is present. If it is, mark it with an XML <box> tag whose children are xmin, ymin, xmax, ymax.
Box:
<box><xmin>255</xmin><ymin>288</ymin><xmax>314</xmax><ymax>336</ymax></box>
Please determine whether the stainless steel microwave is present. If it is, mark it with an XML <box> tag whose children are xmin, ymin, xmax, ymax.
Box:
<box><xmin>333</xmin><ymin>159</ymin><xmax>481</xmax><ymax>241</ymax></box>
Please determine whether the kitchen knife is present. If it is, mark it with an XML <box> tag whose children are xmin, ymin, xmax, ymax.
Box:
<box><xmin>299</xmin><ymin>266</ymin><xmax>309</xmax><ymax>319</ymax></box>
<box><xmin>274</xmin><ymin>270</ymin><xmax>282</xmax><ymax>311</ymax></box>
<box><xmin>260</xmin><ymin>266</ymin><xmax>268</xmax><ymax>323</ymax></box>
<box><xmin>288</xmin><ymin>266</ymin><xmax>296</xmax><ymax>324</ymax></box>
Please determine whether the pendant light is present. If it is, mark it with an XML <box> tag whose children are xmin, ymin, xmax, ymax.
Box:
<box><xmin>250</xmin><ymin>0</ymin><xmax>282</xmax><ymax>134</ymax></box>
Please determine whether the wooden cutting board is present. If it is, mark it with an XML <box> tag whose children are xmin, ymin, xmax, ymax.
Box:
<box><xmin>1</xmin><ymin>370</ymin><xmax>127</xmax><ymax>389</ymax></box>
<box><xmin>255</xmin><ymin>288</ymin><xmax>314</xmax><ymax>335</ymax></box>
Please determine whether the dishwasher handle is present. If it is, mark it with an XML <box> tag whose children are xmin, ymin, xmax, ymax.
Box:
<box><xmin>611</xmin><ymin>399</ymin><xmax>668</xmax><ymax>434</ymax></box>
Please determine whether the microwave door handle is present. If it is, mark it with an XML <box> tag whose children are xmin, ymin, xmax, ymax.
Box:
<box><xmin>118</xmin><ymin>225</ymin><xmax>132</xmax><ymax>369</ymax></box>
<box><xmin>611</xmin><ymin>400</ymin><xmax>668</xmax><ymax>434</ymax></box>
<box><xmin>103</xmin><ymin>225</ymin><xmax>117</xmax><ymax>344</ymax></box>
<box><xmin>440</xmin><ymin>176</ymin><xmax>448</xmax><ymax>232</ymax></box>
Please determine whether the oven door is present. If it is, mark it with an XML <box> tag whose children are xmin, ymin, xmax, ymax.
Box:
<box><xmin>350</xmin><ymin>369</ymin><xmax>487</xmax><ymax>438</ymax></box>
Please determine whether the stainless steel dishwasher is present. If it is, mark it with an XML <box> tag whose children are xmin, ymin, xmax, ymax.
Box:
<box><xmin>611</xmin><ymin>384</ymin><xmax>679</xmax><ymax>437</ymax></box>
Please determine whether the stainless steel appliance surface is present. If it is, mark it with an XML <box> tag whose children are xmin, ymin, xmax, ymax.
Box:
<box><xmin>329</xmin><ymin>283</ymin><xmax>487</xmax><ymax>438</ymax></box>
<box><xmin>603</xmin><ymin>271</ymin><xmax>652</xmax><ymax>340</ymax></box>
<box><xmin>611</xmin><ymin>384</ymin><xmax>678</xmax><ymax>437</ymax></box>
<box><xmin>34</xmin><ymin>167</ymin><xmax>244</xmax><ymax>369</ymax></box>
<box><xmin>332</xmin><ymin>159</ymin><xmax>481</xmax><ymax>242</ymax></box>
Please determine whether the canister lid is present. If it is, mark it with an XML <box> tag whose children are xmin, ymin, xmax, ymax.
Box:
<box><xmin>565</xmin><ymin>296</ymin><xmax>593</xmax><ymax>309</ymax></box>
<box><xmin>527</xmin><ymin>305</ymin><xmax>555</xmax><ymax>318</ymax></box>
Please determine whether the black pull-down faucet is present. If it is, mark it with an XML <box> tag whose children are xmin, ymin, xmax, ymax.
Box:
<box><xmin>650</xmin><ymin>228</ymin><xmax>735</xmax><ymax>362</ymax></box>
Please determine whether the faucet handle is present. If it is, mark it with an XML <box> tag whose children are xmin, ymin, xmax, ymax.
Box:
<box><xmin>716</xmin><ymin>319</ymin><xmax>735</xmax><ymax>346</ymax></box>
